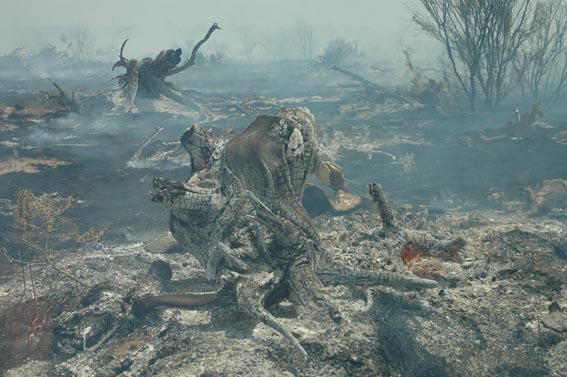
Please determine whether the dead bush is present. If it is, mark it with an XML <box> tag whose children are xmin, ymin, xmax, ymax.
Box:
<box><xmin>516</xmin><ymin>0</ymin><xmax>567</xmax><ymax>104</ymax></box>
<box><xmin>1</xmin><ymin>189</ymin><xmax>107</xmax><ymax>299</ymax></box>
<box><xmin>318</xmin><ymin>37</ymin><xmax>358</xmax><ymax>67</ymax></box>
<box><xmin>0</xmin><ymin>298</ymin><xmax>53</xmax><ymax>372</ymax></box>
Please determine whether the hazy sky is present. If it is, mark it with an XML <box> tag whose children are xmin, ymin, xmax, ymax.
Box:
<box><xmin>1</xmin><ymin>0</ymin><xmax>430</xmax><ymax>61</ymax></box>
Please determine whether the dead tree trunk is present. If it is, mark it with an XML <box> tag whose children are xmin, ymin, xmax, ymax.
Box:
<box><xmin>112</xmin><ymin>23</ymin><xmax>221</xmax><ymax>111</ymax></box>
<box><xmin>133</xmin><ymin>108</ymin><xmax>464</xmax><ymax>358</ymax></box>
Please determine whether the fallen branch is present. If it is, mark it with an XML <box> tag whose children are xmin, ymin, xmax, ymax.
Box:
<box><xmin>331</xmin><ymin>65</ymin><xmax>387</xmax><ymax>93</ymax></box>
<box><xmin>330</xmin><ymin>65</ymin><xmax>411</xmax><ymax>103</ymax></box>
<box><xmin>47</xmin><ymin>79</ymin><xmax>79</xmax><ymax>113</ymax></box>
<box><xmin>128</xmin><ymin>127</ymin><xmax>164</xmax><ymax>162</ymax></box>
<box><xmin>166</xmin><ymin>23</ymin><xmax>221</xmax><ymax>77</ymax></box>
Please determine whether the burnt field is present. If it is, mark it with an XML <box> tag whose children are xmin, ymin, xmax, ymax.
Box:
<box><xmin>1</xmin><ymin>59</ymin><xmax>567</xmax><ymax>376</ymax></box>
<box><xmin>2</xmin><ymin>61</ymin><xmax>566</xmax><ymax>234</ymax></box>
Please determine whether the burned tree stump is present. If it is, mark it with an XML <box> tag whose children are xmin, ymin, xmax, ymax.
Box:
<box><xmin>112</xmin><ymin>23</ymin><xmax>220</xmax><ymax>111</ymax></box>
<box><xmin>135</xmin><ymin>107</ymin><xmax>464</xmax><ymax>358</ymax></box>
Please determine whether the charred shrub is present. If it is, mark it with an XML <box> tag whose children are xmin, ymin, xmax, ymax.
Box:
<box><xmin>318</xmin><ymin>38</ymin><xmax>358</xmax><ymax>68</ymax></box>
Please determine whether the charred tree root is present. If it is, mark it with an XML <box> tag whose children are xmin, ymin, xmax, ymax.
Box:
<box><xmin>317</xmin><ymin>264</ymin><xmax>438</xmax><ymax>289</ymax></box>
<box><xmin>131</xmin><ymin>290</ymin><xmax>221</xmax><ymax>317</ymax></box>
<box><xmin>112</xmin><ymin>23</ymin><xmax>221</xmax><ymax>111</ymax></box>
<box><xmin>131</xmin><ymin>270</ymin><xmax>310</xmax><ymax>358</ymax></box>
<box><xmin>131</xmin><ymin>110</ymin><xmax>464</xmax><ymax>359</ymax></box>
<box><xmin>236</xmin><ymin>278</ymin><xmax>309</xmax><ymax>359</ymax></box>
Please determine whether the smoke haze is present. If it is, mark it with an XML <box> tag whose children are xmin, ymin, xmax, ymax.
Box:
<box><xmin>0</xmin><ymin>0</ymin><xmax>433</xmax><ymax>62</ymax></box>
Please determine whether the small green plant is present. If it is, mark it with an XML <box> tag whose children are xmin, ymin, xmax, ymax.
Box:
<box><xmin>2</xmin><ymin>189</ymin><xmax>107</xmax><ymax>299</ymax></box>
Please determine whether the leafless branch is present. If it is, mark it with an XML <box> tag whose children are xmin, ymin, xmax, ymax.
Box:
<box><xmin>165</xmin><ymin>23</ymin><xmax>221</xmax><ymax>77</ymax></box>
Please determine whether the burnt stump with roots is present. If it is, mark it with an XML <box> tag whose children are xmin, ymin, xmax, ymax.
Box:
<box><xmin>132</xmin><ymin>107</ymin><xmax>465</xmax><ymax>358</ymax></box>
<box><xmin>112</xmin><ymin>23</ymin><xmax>220</xmax><ymax>111</ymax></box>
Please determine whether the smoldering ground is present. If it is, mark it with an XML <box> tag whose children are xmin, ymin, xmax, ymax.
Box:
<box><xmin>1</xmin><ymin>1</ymin><xmax>567</xmax><ymax>376</ymax></box>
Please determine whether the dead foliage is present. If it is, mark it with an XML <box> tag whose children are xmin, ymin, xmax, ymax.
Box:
<box><xmin>2</xmin><ymin>189</ymin><xmax>107</xmax><ymax>299</ymax></box>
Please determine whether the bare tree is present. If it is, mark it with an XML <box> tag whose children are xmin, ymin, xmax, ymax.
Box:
<box><xmin>60</xmin><ymin>27</ymin><xmax>97</xmax><ymax>62</ymax></box>
<box><xmin>318</xmin><ymin>37</ymin><xmax>358</xmax><ymax>67</ymax></box>
<box><xmin>263</xmin><ymin>32</ymin><xmax>292</xmax><ymax>63</ymax></box>
<box><xmin>238</xmin><ymin>27</ymin><xmax>264</xmax><ymax>64</ymax></box>
<box><xmin>516</xmin><ymin>0</ymin><xmax>567</xmax><ymax>104</ymax></box>
<box><xmin>412</xmin><ymin>0</ymin><xmax>535</xmax><ymax>110</ymax></box>
<box><xmin>295</xmin><ymin>19</ymin><xmax>314</xmax><ymax>60</ymax></box>
<box><xmin>477</xmin><ymin>0</ymin><xmax>534</xmax><ymax>109</ymax></box>
<box><xmin>243</xmin><ymin>42</ymin><xmax>265</xmax><ymax>64</ymax></box>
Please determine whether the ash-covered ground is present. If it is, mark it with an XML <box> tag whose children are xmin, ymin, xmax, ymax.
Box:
<box><xmin>1</xmin><ymin>60</ymin><xmax>567</xmax><ymax>376</ymax></box>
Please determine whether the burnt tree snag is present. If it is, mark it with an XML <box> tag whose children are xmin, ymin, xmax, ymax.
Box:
<box><xmin>133</xmin><ymin>108</ymin><xmax>464</xmax><ymax>358</ymax></box>
<box><xmin>112</xmin><ymin>23</ymin><xmax>221</xmax><ymax>111</ymax></box>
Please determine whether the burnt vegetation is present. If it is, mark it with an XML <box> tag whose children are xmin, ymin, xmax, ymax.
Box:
<box><xmin>411</xmin><ymin>0</ymin><xmax>567</xmax><ymax>110</ymax></box>
<box><xmin>1</xmin><ymin>1</ymin><xmax>567</xmax><ymax>376</ymax></box>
